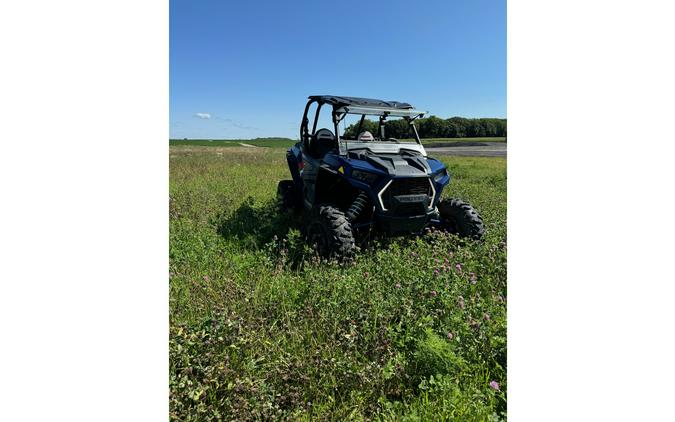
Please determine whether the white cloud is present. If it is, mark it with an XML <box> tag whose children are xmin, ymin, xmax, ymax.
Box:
<box><xmin>194</xmin><ymin>113</ymin><xmax>211</xmax><ymax>119</ymax></box>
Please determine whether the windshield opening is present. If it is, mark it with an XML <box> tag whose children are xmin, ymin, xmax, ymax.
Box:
<box><xmin>339</xmin><ymin>114</ymin><xmax>418</xmax><ymax>143</ymax></box>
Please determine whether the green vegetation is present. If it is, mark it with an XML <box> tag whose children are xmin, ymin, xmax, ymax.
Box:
<box><xmin>344</xmin><ymin>117</ymin><xmax>507</xmax><ymax>139</ymax></box>
<box><xmin>170</xmin><ymin>147</ymin><xmax>506</xmax><ymax>421</ymax></box>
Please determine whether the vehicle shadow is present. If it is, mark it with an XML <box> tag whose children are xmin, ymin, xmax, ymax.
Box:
<box><xmin>215</xmin><ymin>197</ymin><xmax>298</xmax><ymax>249</ymax></box>
<box><xmin>216</xmin><ymin>197</ymin><xmax>320</xmax><ymax>269</ymax></box>
<box><xmin>215</xmin><ymin>197</ymin><xmax>448</xmax><ymax>266</ymax></box>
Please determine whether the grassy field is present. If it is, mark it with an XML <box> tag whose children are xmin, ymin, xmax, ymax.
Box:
<box><xmin>170</xmin><ymin>137</ymin><xmax>506</xmax><ymax>149</ymax></box>
<box><xmin>169</xmin><ymin>146</ymin><xmax>506</xmax><ymax>421</ymax></box>
<box><xmin>169</xmin><ymin>138</ymin><xmax>297</xmax><ymax>148</ymax></box>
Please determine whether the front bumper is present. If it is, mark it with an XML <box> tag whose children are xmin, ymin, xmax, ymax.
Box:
<box><xmin>375</xmin><ymin>209</ymin><xmax>435</xmax><ymax>233</ymax></box>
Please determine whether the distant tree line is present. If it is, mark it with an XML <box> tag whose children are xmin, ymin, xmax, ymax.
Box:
<box><xmin>343</xmin><ymin>116</ymin><xmax>507</xmax><ymax>139</ymax></box>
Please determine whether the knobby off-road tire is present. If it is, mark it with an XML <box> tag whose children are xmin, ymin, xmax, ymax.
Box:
<box><xmin>437</xmin><ymin>198</ymin><xmax>485</xmax><ymax>240</ymax></box>
<box><xmin>306</xmin><ymin>204</ymin><xmax>356</xmax><ymax>260</ymax></box>
<box><xmin>277</xmin><ymin>180</ymin><xmax>298</xmax><ymax>213</ymax></box>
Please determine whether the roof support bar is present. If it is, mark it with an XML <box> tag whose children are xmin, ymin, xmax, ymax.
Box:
<box><xmin>336</xmin><ymin>106</ymin><xmax>426</xmax><ymax>118</ymax></box>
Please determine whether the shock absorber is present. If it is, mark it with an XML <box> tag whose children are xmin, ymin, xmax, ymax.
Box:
<box><xmin>346</xmin><ymin>191</ymin><xmax>369</xmax><ymax>222</ymax></box>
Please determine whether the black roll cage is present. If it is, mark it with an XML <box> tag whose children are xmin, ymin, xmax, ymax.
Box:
<box><xmin>300</xmin><ymin>97</ymin><xmax>424</xmax><ymax>157</ymax></box>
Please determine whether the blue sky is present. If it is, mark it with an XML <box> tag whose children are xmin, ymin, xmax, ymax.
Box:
<box><xmin>170</xmin><ymin>0</ymin><xmax>505</xmax><ymax>139</ymax></box>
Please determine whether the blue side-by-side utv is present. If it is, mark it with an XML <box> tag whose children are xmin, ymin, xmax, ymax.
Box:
<box><xmin>278</xmin><ymin>95</ymin><xmax>484</xmax><ymax>258</ymax></box>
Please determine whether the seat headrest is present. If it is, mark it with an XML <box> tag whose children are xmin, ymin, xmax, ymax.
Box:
<box><xmin>315</xmin><ymin>128</ymin><xmax>335</xmax><ymax>141</ymax></box>
<box><xmin>358</xmin><ymin>131</ymin><xmax>374</xmax><ymax>141</ymax></box>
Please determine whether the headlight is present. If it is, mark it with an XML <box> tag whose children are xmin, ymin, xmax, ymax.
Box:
<box><xmin>351</xmin><ymin>169</ymin><xmax>378</xmax><ymax>184</ymax></box>
<box><xmin>433</xmin><ymin>168</ymin><xmax>448</xmax><ymax>182</ymax></box>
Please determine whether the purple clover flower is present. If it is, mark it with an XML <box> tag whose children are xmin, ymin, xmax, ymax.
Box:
<box><xmin>489</xmin><ymin>381</ymin><xmax>500</xmax><ymax>391</ymax></box>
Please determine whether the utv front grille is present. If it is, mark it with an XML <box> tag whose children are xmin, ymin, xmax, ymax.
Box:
<box><xmin>390</xmin><ymin>178</ymin><xmax>431</xmax><ymax>196</ymax></box>
<box><xmin>378</xmin><ymin>177</ymin><xmax>435</xmax><ymax>214</ymax></box>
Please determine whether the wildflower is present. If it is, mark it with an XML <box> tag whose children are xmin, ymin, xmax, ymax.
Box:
<box><xmin>433</xmin><ymin>268</ymin><xmax>440</xmax><ymax>276</ymax></box>
<box><xmin>430</xmin><ymin>290</ymin><xmax>438</xmax><ymax>297</ymax></box>
<box><xmin>203</xmin><ymin>275</ymin><xmax>209</xmax><ymax>282</ymax></box>
<box><xmin>455</xmin><ymin>263</ymin><xmax>463</xmax><ymax>273</ymax></box>
<box><xmin>395</xmin><ymin>283</ymin><xmax>401</xmax><ymax>289</ymax></box>
<box><xmin>446</xmin><ymin>332</ymin><xmax>453</xmax><ymax>340</ymax></box>
<box><xmin>489</xmin><ymin>381</ymin><xmax>500</xmax><ymax>391</ymax></box>
<box><xmin>469</xmin><ymin>272</ymin><xmax>477</xmax><ymax>284</ymax></box>
<box><xmin>483</xmin><ymin>313</ymin><xmax>491</xmax><ymax>321</ymax></box>
<box><xmin>457</xmin><ymin>296</ymin><xmax>465</xmax><ymax>309</ymax></box>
